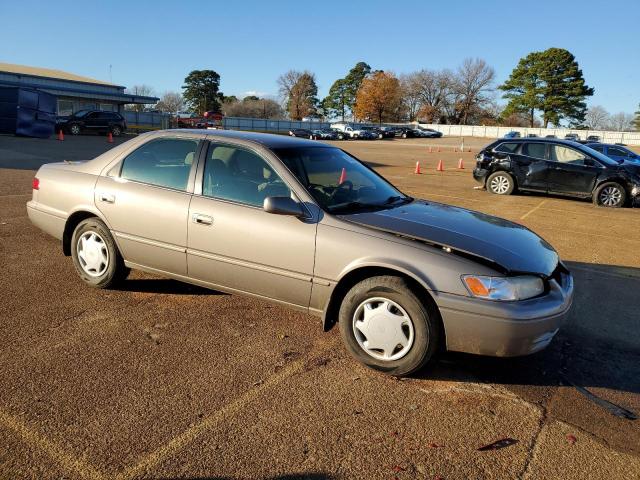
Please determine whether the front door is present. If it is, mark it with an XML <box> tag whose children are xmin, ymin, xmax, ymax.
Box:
<box><xmin>187</xmin><ymin>141</ymin><xmax>317</xmax><ymax>308</ymax></box>
<box><xmin>95</xmin><ymin>136</ymin><xmax>201</xmax><ymax>275</ymax></box>
<box><xmin>546</xmin><ymin>144</ymin><xmax>600</xmax><ymax>196</ymax></box>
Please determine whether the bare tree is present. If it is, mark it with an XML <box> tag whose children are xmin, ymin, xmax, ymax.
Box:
<box><xmin>584</xmin><ymin>105</ymin><xmax>610</xmax><ymax>130</ymax></box>
<box><xmin>222</xmin><ymin>97</ymin><xmax>284</xmax><ymax>119</ymax></box>
<box><xmin>277</xmin><ymin>70</ymin><xmax>319</xmax><ymax>120</ymax></box>
<box><xmin>155</xmin><ymin>91</ymin><xmax>184</xmax><ymax>113</ymax></box>
<box><xmin>411</xmin><ymin>69</ymin><xmax>455</xmax><ymax>123</ymax></box>
<box><xmin>399</xmin><ymin>73</ymin><xmax>422</xmax><ymax>121</ymax></box>
<box><xmin>607</xmin><ymin>112</ymin><xmax>635</xmax><ymax>131</ymax></box>
<box><xmin>452</xmin><ymin>58</ymin><xmax>495</xmax><ymax>124</ymax></box>
<box><xmin>125</xmin><ymin>84</ymin><xmax>156</xmax><ymax>112</ymax></box>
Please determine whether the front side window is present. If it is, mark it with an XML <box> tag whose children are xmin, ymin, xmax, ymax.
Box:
<box><xmin>202</xmin><ymin>144</ymin><xmax>290</xmax><ymax>207</ymax></box>
<box><xmin>120</xmin><ymin>138</ymin><xmax>198</xmax><ymax>191</ymax></box>
<box><xmin>495</xmin><ymin>142</ymin><xmax>519</xmax><ymax>153</ymax></box>
<box><xmin>275</xmin><ymin>146</ymin><xmax>409</xmax><ymax>213</ymax></box>
<box><xmin>550</xmin><ymin>145</ymin><xmax>585</xmax><ymax>165</ymax></box>
<box><xmin>523</xmin><ymin>143</ymin><xmax>547</xmax><ymax>160</ymax></box>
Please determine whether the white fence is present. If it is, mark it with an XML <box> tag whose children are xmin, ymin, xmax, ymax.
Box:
<box><xmin>419</xmin><ymin>124</ymin><xmax>640</xmax><ymax>146</ymax></box>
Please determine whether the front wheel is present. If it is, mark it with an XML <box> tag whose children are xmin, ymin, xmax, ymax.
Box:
<box><xmin>71</xmin><ymin>218</ymin><xmax>129</xmax><ymax>288</ymax></box>
<box><xmin>593</xmin><ymin>182</ymin><xmax>626</xmax><ymax>207</ymax></box>
<box><xmin>338</xmin><ymin>276</ymin><xmax>440</xmax><ymax>377</ymax></box>
<box><xmin>111</xmin><ymin>125</ymin><xmax>122</xmax><ymax>136</ymax></box>
<box><xmin>69</xmin><ymin>124</ymin><xmax>81</xmax><ymax>135</ymax></box>
<box><xmin>487</xmin><ymin>171</ymin><xmax>515</xmax><ymax>195</ymax></box>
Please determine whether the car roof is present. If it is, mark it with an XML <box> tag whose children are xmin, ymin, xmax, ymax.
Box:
<box><xmin>166</xmin><ymin>128</ymin><xmax>321</xmax><ymax>148</ymax></box>
<box><xmin>497</xmin><ymin>138</ymin><xmax>584</xmax><ymax>147</ymax></box>
<box><xmin>586</xmin><ymin>142</ymin><xmax>628</xmax><ymax>148</ymax></box>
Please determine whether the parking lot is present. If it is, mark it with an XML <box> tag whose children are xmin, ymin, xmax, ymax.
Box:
<box><xmin>1</xmin><ymin>133</ymin><xmax>639</xmax><ymax>479</ymax></box>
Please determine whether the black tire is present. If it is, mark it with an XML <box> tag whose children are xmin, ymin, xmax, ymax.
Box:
<box><xmin>593</xmin><ymin>182</ymin><xmax>626</xmax><ymax>208</ymax></box>
<box><xmin>338</xmin><ymin>276</ymin><xmax>441</xmax><ymax>377</ymax></box>
<box><xmin>486</xmin><ymin>171</ymin><xmax>515</xmax><ymax>195</ymax></box>
<box><xmin>69</xmin><ymin>123</ymin><xmax>81</xmax><ymax>135</ymax></box>
<box><xmin>111</xmin><ymin>125</ymin><xmax>122</xmax><ymax>136</ymax></box>
<box><xmin>71</xmin><ymin>218</ymin><xmax>129</xmax><ymax>288</ymax></box>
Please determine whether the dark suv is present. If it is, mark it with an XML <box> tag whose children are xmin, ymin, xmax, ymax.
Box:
<box><xmin>473</xmin><ymin>138</ymin><xmax>640</xmax><ymax>207</ymax></box>
<box><xmin>57</xmin><ymin>110</ymin><xmax>127</xmax><ymax>136</ymax></box>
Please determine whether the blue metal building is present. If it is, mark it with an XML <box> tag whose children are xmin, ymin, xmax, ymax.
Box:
<box><xmin>0</xmin><ymin>62</ymin><xmax>158</xmax><ymax>116</ymax></box>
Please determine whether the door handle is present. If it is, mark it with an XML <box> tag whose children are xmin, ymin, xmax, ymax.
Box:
<box><xmin>192</xmin><ymin>213</ymin><xmax>213</xmax><ymax>225</ymax></box>
<box><xmin>99</xmin><ymin>192</ymin><xmax>115</xmax><ymax>203</ymax></box>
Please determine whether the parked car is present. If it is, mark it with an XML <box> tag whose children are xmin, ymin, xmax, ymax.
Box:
<box><xmin>310</xmin><ymin>129</ymin><xmax>338</xmax><ymax>140</ymax></box>
<box><xmin>564</xmin><ymin>133</ymin><xmax>580</xmax><ymax>142</ymax></box>
<box><xmin>289</xmin><ymin>128</ymin><xmax>313</xmax><ymax>138</ymax></box>
<box><xmin>358</xmin><ymin>126</ymin><xmax>382</xmax><ymax>139</ymax></box>
<box><xmin>545</xmin><ymin>135</ymin><xmax>557</xmax><ymax>139</ymax></box>
<box><xmin>504</xmin><ymin>131</ymin><xmax>521</xmax><ymax>139</ymax></box>
<box><xmin>330</xmin><ymin>123</ymin><xmax>369</xmax><ymax>139</ymax></box>
<box><xmin>56</xmin><ymin>110</ymin><xmax>127</xmax><ymax>136</ymax></box>
<box><xmin>586</xmin><ymin>135</ymin><xmax>600</xmax><ymax>142</ymax></box>
<box><xmin>587</xmin><ymin>143</ymin><xmax>640</xmax><ymax>165</ymax></box>
<box><xmin>417</xmin><ymin>128</ymin><xmax>443</xmax><ymax>138</ymax></box>
<box><xmin>526</xmin><ymin>133</ymin><xmax>538</xmax><ymax>138</ymax></box>
<box><xmin>377</xmin><ymin>126</ymin><xmax>398</xmax><ymax>139</ymax></box>
<box><xmin>473</xmin><ymin>138</ymin><xmax>640</xmax><ymax>207</ymax></box>
<box><xmin>26</xmin><ymin>130</ymin><xmax>574</xmax><ymax>376</ymax></box>
<box><xmin>395</xmin><ymin>127</ymin><xmax>421</xmax><ymax>139</ymax></box>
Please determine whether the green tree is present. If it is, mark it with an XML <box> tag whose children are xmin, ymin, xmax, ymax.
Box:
<box><xmin>499</xmin><ymin>48</ymin><xmax>593</xmax><ymax>127</ymax></box>
<box><xmin>322</xmin><ymin>78</ymin><xmax>350</xmax><ymax>120</ymax></box>
<box><xmin>277</xmin><ymin>70</ymin><xmax>319</xmax><ymax>120</ymax></box>
<box><xmin>182</xmin><ymin>70</ymin><xmax>224</xmax><ymax>115</ymax></box>
<box><xmin>634</xmin><ymin>103</ymin><xmax>640</xmax><ymax>131</ymax></box>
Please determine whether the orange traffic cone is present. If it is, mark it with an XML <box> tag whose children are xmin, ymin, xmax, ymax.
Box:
<box><xmin>57</xmin><ymin>129</ymin><xmax>64</xmax><ymax>141</ymax></box>
<box><xmin>107</xmin><ymin>132</ymin><xmax>113</xmax><ymax>143</ymax></box>
<box><xmin>467</xmin><ymin>148</ymin><xmax>471</xmax><ymax>152</ymax></box>
<box><xmin>414</xmin><ymin>161</ymin><xmax>421</xmax><ymax>174</ymax></box>
<box><xmin>437</xmin><ymin>159</ymin><xmax>444</xmax><ymax>172</ymax></box>
<box><xmin>437</xmin><ymin>147</ymin><xmax>441</xmax><ymax>153</ymax></box>
<box><xmin>458</xmin><ymin>158</ymin><xmax>465</xmax><ymax>169</ymax></box>
<box><xmin>339</xmin><ymin>167</ymin><xmax>346</xmax><ymax>184</ymax></box>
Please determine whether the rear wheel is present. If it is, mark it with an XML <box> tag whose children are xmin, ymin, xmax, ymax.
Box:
<box><xmin>594</xmin><ymin>182</ymin><xmax>626</xmax><ymax>207</ymax></box>
<box><xmin>338</xmin><ymin>276</ymin><xmax>440</xmax><ymax>377</ymax></box>
<box><xmin>71</xmin><ymin>218</ymin><xmax>129</xmax><ymax>288</ymax></box>
<box><xmin>487</xmin><ymin>171</ymin><xmax>515</xmax><ymax>195</ymax></box>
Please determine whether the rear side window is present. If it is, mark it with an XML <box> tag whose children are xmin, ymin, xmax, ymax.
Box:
<box><xmin>120</xmin><ymin>138</ymin><xmax>199</xmax><ymax>191</ymax></box>
<box><xmin>608</xmin><ymin>147</ymin><xmax>630</xmax><ymax>158</ymax></box>
<box><xmin>494</xmin><ymin>142</ymin><xmax>520</xmax><ymax>153</ymax></box>
<box><xmin>590</xmin><ymin>145</ymin><xmax>604</xmax><ymax>153</ymax></box>
<box><xmin>523</xmin><ymin>143</ymin><xmax>547</xmax><ymax>160</ymax></box>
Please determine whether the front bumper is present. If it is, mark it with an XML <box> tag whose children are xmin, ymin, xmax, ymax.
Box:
<box><xmin>472</xmin><ymin>167</ymin><xmax>488</xmax><ymax>184</ymax></box>
<box><xmin>435</xmin><ymin>270</ymin><xmax>573</xmax><ymax>357</ymax></box>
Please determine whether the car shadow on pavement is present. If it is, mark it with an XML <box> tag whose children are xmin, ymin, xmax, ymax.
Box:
<box><xmin>419</xmin><ymin>261</ymin><xmax>640</xmax><ymax>397</ymax></box>
<box><xmin>114</xmin><ymin>278</ymin><xmax>227</xmax><ymax>296</ymax></box>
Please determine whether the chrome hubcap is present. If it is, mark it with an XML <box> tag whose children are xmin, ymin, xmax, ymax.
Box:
<box><xmin>490</xmin><ymin>175</ymin><xmax>510</xmax><ymax>194</ymax></box>
<box><xmin>352</xmin><ymin>297</ymin><xmax>415</xmax><ymax>361</ymax></box>
<box><xmin>600</xmin><ymin>186</ymin><xmax>622</xmax><ymax>206</ymax></box>
<box><xmin>77</xmin><ymin>231</ymin><xmax>109</xmax><ymax>277</ymax></box>
<box><xmin>71</xmin><ymin>125</ymin><xmax>80</xmax><ymax>134</ymax></box>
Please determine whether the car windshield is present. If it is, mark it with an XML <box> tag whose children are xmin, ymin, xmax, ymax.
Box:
<box><xmin>274</xmin><ymin>146</ymin><xmax>411</xmax><ymax>213</ymax></box>
<box><xmin>580</xmin><ymin>145</ymin><xmax>622</xmax><ymax>166</ymax></box>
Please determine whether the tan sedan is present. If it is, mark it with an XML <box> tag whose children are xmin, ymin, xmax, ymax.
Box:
<box><xmin>27</xmin><ymin>130</ymin><xmax>573</xmax><ymax>376</ymax></box>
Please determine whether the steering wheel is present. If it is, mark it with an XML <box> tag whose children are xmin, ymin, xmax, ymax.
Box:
<box><xmin>329</xmin><ymin>180</ymin><xmax>354</xmax><ymax>200</ymax></box>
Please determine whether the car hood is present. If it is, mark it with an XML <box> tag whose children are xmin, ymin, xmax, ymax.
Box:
<box><xmin>340</xmin><ymin>200</ymin><xmax>559</xmax><ymax>276</ymax></box>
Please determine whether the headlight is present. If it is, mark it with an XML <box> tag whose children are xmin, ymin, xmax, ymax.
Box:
<box><xmin>462</xmin><ymin>275</ymin><xmax>544</xmax><ymax>301</ymax></box>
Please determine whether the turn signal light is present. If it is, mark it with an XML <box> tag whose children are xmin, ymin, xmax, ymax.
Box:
<box><xmin>32</xmin><ymin>177</ymin><xmax>40</xmax><ymax>190</ymax></box>
<box><xmin>463</xmin><ymin>276</ymin><xmax>490</xmax><ymax>296</ymax></box>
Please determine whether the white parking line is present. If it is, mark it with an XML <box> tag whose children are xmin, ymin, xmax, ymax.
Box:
<box><xmin>520</xmin><ymin>200</ymin><xmax>547</xmax><ymax>220</ymax></box>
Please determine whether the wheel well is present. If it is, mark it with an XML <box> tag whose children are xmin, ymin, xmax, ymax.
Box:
<box><xmin>322</xmin><ymin>266</ymin><xmax>446</xmax><ymax>349</ymax></box>
<box><xmin>62</xmin><ymin>211</ymin><xmax>96</xmax><ymax>256</ymax></box>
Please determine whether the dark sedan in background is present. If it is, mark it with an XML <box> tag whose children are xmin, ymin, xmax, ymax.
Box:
<box><xmin>587</xmin><ymin>143</ymin><xmax>640</xmax><ymax>165</ymax></box>
<box><xmin>56</xmin><ymin>110</ymin><xmax>126</xmax><ymax>136</ymax></box>
<box><xmin>473</xmin><ymin>138</ymin><xmax>640</xmax><ymax>207</ymax></box>
<box><xmin>288</xmin><ymin>128</ymin><xmax>313</xmax><ymax>138</ymax></box>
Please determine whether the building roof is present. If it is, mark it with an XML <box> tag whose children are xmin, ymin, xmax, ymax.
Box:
<box><xmin>0</xmin><ymin>62</ymin><xmax>119</xmax><ymax>87</ymax></box>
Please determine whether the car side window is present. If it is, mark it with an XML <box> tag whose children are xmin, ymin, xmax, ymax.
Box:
<box><xmin>202</xmin><ymin>144</ymin><xmax>291</xmax><ymax>207</ymax></box>
<box><xmin>120</xmin><ymin>138</ymin><xmax>199</xmax><ymax>191</ymax></box>
<box><xmin>590</xmin><ymin>145</ymin><xmax>604</xmax><ymax>153</ymax></box>
<box><xmin>608</xmin><ymin>147</ymin><xmax>629</xmax><ymax>158</ymax></box>
<box><xmin>523</xmin><ymin>143</ymin><xmax>547</xmax><ymax>160</ymax></box>
<box><xmin>494</xmin><ymin>142</ymin><xmax>519</xmax><ymax>153</ymax></box>
<box><xmin>549</xmin><ymin>145</ymin><xmax>585</xmax><ymax>165</ymax></box>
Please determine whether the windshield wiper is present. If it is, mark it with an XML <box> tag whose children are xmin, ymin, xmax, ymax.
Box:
<box><xmin>328</xmin><ymin>201</ymin><xmax>384</xmax><ymax>214</ymax></box>
<box><xmin>383</xmin><ymin>195</ymin><xmax>412</xmax><ymax>205</ymax></box>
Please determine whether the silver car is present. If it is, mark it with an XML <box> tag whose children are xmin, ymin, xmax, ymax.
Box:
<box><xmin>27</xmin><ymin>130</ymin><xmax>574</xmax><ymax>376</ymax></box>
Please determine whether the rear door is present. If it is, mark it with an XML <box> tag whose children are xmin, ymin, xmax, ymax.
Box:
<box><xmin>546</xmin><ymin>144</ymin><xmax>600</xmax><ymax>196</ymax></box>
<box><xmin>187</xmin><ymin>141</ymin><xmax>317</xmax><ymax>307</ymax></box>
<box><xmin>95</xmin><ymin>136</ymin><xmax>202</xmax><ymax>275</ymax></box>
<box><xmin>509</xmin><ymin>142</ymin><xmax>550</xmax><ymax>191</ymax></box>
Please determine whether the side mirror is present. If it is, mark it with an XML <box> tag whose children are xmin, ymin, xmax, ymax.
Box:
<box><xmin>263</xmin><ymin>196</ymin><xmax>304</xmax><ymax>217</ymax></box>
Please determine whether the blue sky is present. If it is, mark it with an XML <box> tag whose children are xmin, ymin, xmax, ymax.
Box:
<box><xmin>2</xmin><ymin>0</ymin><xmax>638</xmax><ymax>113</ymax></box>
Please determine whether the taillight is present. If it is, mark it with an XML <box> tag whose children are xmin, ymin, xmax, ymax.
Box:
<box><xmin>32</xmin><ymin>177</ymin><xmax>40</xmax><ymax>190</ymax></box>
